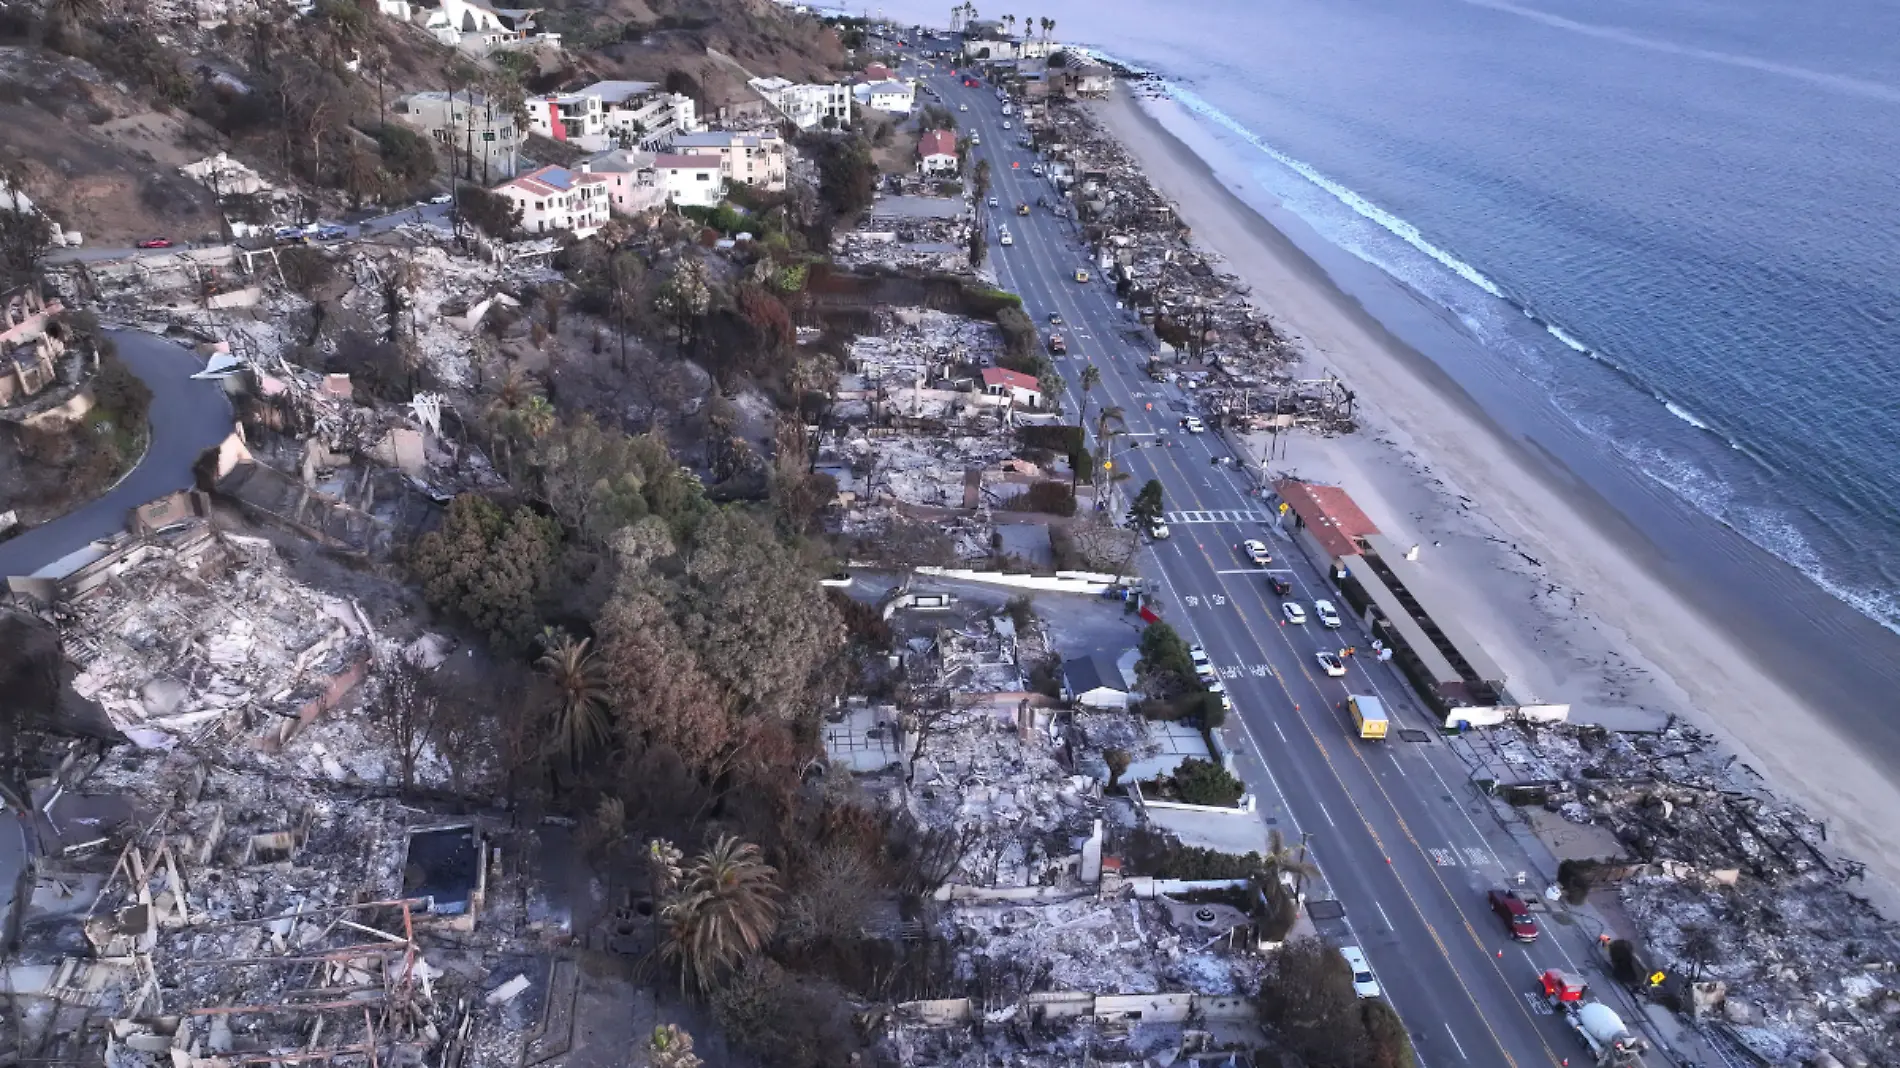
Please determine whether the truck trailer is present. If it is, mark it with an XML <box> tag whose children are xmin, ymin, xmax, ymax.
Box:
<box><xmin>1539</xmin><ymin>969</ymin><xmax>1647</xmax><ymax>1067</ymax></box>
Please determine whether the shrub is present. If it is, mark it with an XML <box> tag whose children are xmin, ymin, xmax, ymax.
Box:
<box><xmin>1137</xmin><ymin>621</ymin><xmax>1196</xmax><ymax>691</ymax></box>
<box><xmin>1001</xmin><ymin>481</ymin><xmax>1075</xmax><ymax>517</ymax></box>
<box><xmin>1170</xmin><ymin>757</ymin><xmax>1243</xmax><ymax>807</ymax></box>
<box><xmin>1125</xmin><ymin>827</ymin><xmax>1263</xmax><ymax>880</ymax></box>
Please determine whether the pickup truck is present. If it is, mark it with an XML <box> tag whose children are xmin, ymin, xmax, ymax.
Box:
<box><xmin>1048</xmin><ymin>333</ymin><xmax>1066</xmax><ymax>354</ymax></box>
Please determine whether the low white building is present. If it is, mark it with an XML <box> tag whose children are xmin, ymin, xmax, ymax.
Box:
<box><xmin>492</xmin><ymin>163</ymin><xmax>610</xmax><ymax>237</ymax></box>
<box><xmin>665</xmin><ymin>130</ymin><xmax>788</xmax><ymax>191</ymax></box>
<box><xmin>580</xmin><ymin>80</ymin><xmax>700</xmax><ymax>150</ymax></box>
<box><xmin>852</xmin><ymin>79</ymin><xmax>914</xmax><ymax>115</ymax></box>
<box><xmin>982</xmin><ymin>367</ymin><xmax>1042</xmax><ymax>408</ymax></box>
<box><xmin>749</xmin><ymin>76</ymin><xmax>851</xmax><ymax>130</ymax></box>
<box><xmin>917</xmin><ymin>129</ymin><xmax>958</xmax><ymax>174</ymax></box>
<box><xmin>653</xmin><ymin>154</ymin><xmax>725</xmax><ymax>208</ymax></box>
<box><xmin>581</xmin><ymin>150</ymin><xmax>666</xmax><ymax>217</ymax></box>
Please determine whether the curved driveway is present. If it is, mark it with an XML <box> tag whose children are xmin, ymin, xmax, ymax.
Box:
<box><xmin>0</xmin><ymin>329</ymin><xmax>234</xmax><ymax>577</ymax></box>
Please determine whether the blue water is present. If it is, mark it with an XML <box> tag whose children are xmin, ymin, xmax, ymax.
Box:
<box><xmin>878</xmin><ymin>0</ymin><xmax>1900</xmax><ymax>635</ymax></box>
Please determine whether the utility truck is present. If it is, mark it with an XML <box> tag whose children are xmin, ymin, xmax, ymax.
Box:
<box><xmin>1539</xmin><ymin>970</ymin><xmax>1647</xmax><ymax>1067</ymax></box>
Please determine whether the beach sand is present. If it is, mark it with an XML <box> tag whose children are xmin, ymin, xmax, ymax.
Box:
<box><xmin>1092</xmin><ymin>85</ymin><xmax>1900</xmax><ymax>908</ymax></box>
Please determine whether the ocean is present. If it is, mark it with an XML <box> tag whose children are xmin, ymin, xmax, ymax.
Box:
<box><xmin>872</xmin><ymin>0</ymin><xmax>1900</xmax><ymax>692</ymax></box>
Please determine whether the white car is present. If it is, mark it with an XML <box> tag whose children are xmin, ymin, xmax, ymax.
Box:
<box><xmin>959</xmin><ymin>103</ymin><xmax>969</xmax><ymax>111</ymax></box>
<box><xmin>988</xmin><ymin>196</ymin><xmax>998</xmax><ymax>207</ymax></box>
<box><xmin>1242</xmin><ymin>539</ymin><xmax>1272</xmax><ymax>566</ymax></box>
<box><xmin>999</xmin><ymin>231</ymin><xmax>1013</xmax><ymax>246</ymax></box>
<box><xmin>1315</xmin><ymin>651</ymin><xmax>1347</xmax><ymax>678</ymax></box>
<box><xmin>427</xmin><ymin>193</ymin><xmax>453</xmax><ymax>205</ymax></box>
<box><xmin>1183</xmin><ymin>416</ymin><xmax>1206</xmax><ymax>433</ymax></box>
<box><xmin>1149</xmin><ymin>519</ymin><xmax>1170</xmax><ymax>540</ymax></box>
<box><xmin>1003</xmin><ymin>120</ymin><xmax>1012</xmax><ymax>129</ymax></box>
<box><xmin>1340</xmin><ymin>946</ymin><xmax>1380</xmax><ymax>999</ymax></box>
<box><xmin>1282</xmin><ymin>602</ymin><xmax>1307</xmax><ymax>625</ymax></box>
<box><xmin>1189</xmin><ymin>644</ymin><xmax>1214</xmax><ymax>680</ymax></box>
<box><xmin>1314</xmin><ymin>599</ymin><xmax>1342</xmax><ymax>628</ymax></box>
<box><xmin>1205</xmin><ymin>678</ymin><xmax>1232</xmax><ymax>711</ymax></box>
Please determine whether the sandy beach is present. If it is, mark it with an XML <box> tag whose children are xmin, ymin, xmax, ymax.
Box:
<box><xmin>1092</xmin><ymin>84</ymin><xmax>1900</xmax><ymax>909</ymax></box>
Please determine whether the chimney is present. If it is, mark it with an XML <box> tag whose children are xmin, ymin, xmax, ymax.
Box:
<box><xmin>580</xmin><ymin>161</ymin><xmax>591</xmax><ymax>173</ymax></box>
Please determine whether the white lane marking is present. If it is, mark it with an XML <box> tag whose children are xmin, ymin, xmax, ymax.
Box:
<box><xmin>1377</xmin><ymin>901</ymin><xmax>1395</xmax><ymax>930</ymax></box>
<box><xmin>1390</xmin><ymin>752</ymin><xmax>1411</xmax><ymax>779</ymax></box>
<box><xmin>1216</xmin><ymin>568</ymin><xmax>1268</xmax><ymax>574</ymax></box>
<box><xmin>1444</xmin><ymin>1024</ymin><xmax>1468</xmax><ymax>1060</ymax></box>
<box><xmin>1273</xmin><ymin>720</ymin><xmax>1289</xmax><ymax>744</ymax></box>
<box><xmin>1315</xmin><ymin>798</ymin><xmax>1338</xmax><ymax>828</ymax></box>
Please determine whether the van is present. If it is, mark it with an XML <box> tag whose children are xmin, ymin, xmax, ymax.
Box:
<box><xmin>1347</xmin><ymin>695</ymin><xmax>1389</xmax><ymax>741</ymax></box>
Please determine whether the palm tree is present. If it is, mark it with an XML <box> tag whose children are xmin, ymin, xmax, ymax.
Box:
<box><xmin>660</xmin><ymin>836</ymin><xmax>781</xmax><ymax>992</ymax></box>
<box><xmin>1260</xmin><ymin>827</ymin><xmax>1320</xmax><ymax>905</ymax></box>
<box><xmin>1042</xmin><ymin>16</ymin><xmax>1055</xmax><ymax>45</ymax></box>
<box><xmin>1001</xmin><ymin>13</ymin><xmax>1014</xmax><ymax>36</ymax></box>
<box><xmin>535</xmin><ymin>628</ymin><xmax>611</xmax><ymax>768</ymax></box>
<box><xmin>1079</xmin><ymin>363</ymin><xmax>1102</xmax><ymax>425</ymax></box>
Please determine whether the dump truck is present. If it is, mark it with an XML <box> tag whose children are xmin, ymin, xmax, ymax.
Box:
<box><xmin>1346</xmin><ymin>695</ymin><xmax>1388</xmax><ymax>741</ymax></box>
<box><xmin>1048</xmin><ymin>333</ymin><xmax>1066</xmax><ymax>355</ymax></box>
<box><xmin>1539</xmin><ymin>969</ymin><xmax>1647</xmax><ymax>1067</ymax></box>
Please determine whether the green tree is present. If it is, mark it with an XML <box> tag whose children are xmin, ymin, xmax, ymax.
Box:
<box><xmin>968</xmin><ymin>225</ymin><xmax>987</xmax><ymax>268</ymax></box>
<box><xmin>0</xmin><ymin>206</ymin><xmax>55</xmax><ymax>290</ymax></box>
<box><xmin>974</xmin><ymin>157</ymin><xmax>991</xmax><ymax>200</ymax></box>
<box><xmin>1136</xmin><ymin>620</ymin><xmax>1196</xmax><ymax>689</ymax></box>
<box><xmin>455</xmin><ymin>184</ymin><xmax>522</xmax><ymax>239</ymax></box>
<box><xmin>1172</xmin><ymin>757</ymin><xmax>1243</xmax><ymax>806</ymax></box>
<box><xmin>1079</xmin><ymin>363</ymin><xmax>1101</xmax><ymax>425</ymax></box>
<box><xmin>1129</xmin><ymin>478</ymin><xmax>1165</xmax><ymax>526</ymax></box>
<box><xmin>409</xmin><ymin>495</ymin><xmax>562</xmax><ymax>652</ymax></box>
<box><xmin>1255</xmin><ymin>938</ymin><xmax>1374</xmax><ymax>1068</ymax></box>
<box><xmin>535</xmin><ymin>628</ymin><xmax>611</xmax><ymax>769</ymax></box>
<box><xmin>661</xmin><ymin>836</ymin><xmax>782</xmax><ymax>992</ymax></box>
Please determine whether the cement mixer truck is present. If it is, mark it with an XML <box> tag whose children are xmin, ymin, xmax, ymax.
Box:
<box><xmin>1539</xmin><ymin>969</ymin><xmax>1648</xmax><ymax>1066</ymax></box>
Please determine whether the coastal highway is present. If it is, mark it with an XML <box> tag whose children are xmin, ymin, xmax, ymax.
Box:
<box><xmin>911</xmin><ymin>59</ymin><xmax>1610</xmax><ymax>1067</ymax></box>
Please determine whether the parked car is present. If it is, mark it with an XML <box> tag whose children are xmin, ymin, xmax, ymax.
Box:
<box><xmin>135</xmin><ymin>238</ymin><xmax>173</xmax><ymax>249</ymax></box>
<box><xmin>1003</xmin><ymin>120</ymin><xmax>1012</xmax><ymax>129</ymax></box>
<box><xmin>1340</xmin><ymin>946</ymin><xmax>1381</xmax><ymax>999</ymax></box>
<box><xmin>1282</xmin><ymin>601</ymin><xmax>1307</xmax><ymax>625</ymax></box>
<box><xmin>1182</xmin><ymin>416</ymin><xmax>1206</xmax><ymax>433</ymax></box>
<box><xmin>999</xmin><ymin>231</ymin><xmax>1013</xmax><ymax>246</ymax></box>
<box><xmin>1242</xmin><ymin>539</ymin><xmax>1272</xmax><ymax>566</ymax></box>
<box><xmin>1149</xmin><ymin>518</ymin><xmax>1170</xmax><ymax>540</ymax></box>
<box><xmin>429</xmin><ymin>193</ymin><xmax>453</xmax><ymax>205</ymax></box>
<box><xmin>315</xmin><ymin>224</ymin><xmax>349</xmax><ymax>241</ymax></box>
<box><xmin>1189</xmin><ymin>645</ymin><xmax>1214</xmax><ymax>681</ymax></box>
<box><xmin>959</xmin><ymin>103</ymin><xmax>969</xmax><ymax>111</ymax></box>
<box><xmin>1314</xmin><ymin>599</ymin><xmax>1342</xmax><ymax>628</ymax></box>
<box><xmin>1267</xmin><ymin>575</ymin><xmax>1293</xmax><ymax>596</ymax></box>
<box><xmin>1488</xmin><ymin>889</ymin><xmax>1541</xmax><ymax>942</ymax></box>
<box><xmin>1205</xmin><ymin>678</ymin><xmax>1232</xmax><ymax>711</ymax></box>
<box><xmin>1315</xmin><ymin>651</ymin><xmax>1347</xmax><ymax>678</ymax></box>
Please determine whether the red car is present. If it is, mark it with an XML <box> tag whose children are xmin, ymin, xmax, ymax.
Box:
<box><xmin>1488</xmin><ymin>889</ymin><xmax>1540</xmax><ymax>942</ymax></box>
<box><xmin>136</xmin><ymin>238</ymin><xmax>173</xmax><ymax>249</ymax></box>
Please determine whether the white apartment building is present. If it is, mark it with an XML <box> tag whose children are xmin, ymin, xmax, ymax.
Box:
<box><xmin>492</xmin><ymin>164</ymin><xmax>610</xmax><ymax>237</ymax></box>
<box><xmin>665</xmin><ymin>130</ymin><xmax>787</xmax><ymax>192</ymax></box>
<box><xmin>579</xmin><ymin>81</ymin><xmax>700</xmax><ymax>150</ymax></box>
<box><xmin>749</xmin><ymin>76</ymin><xmax>852</xmax><ymax>130</ymax></box>
<box><xmin>852</xmin><ymin>79</ymin><xmax>914</xmax><ymax>115</ymax></box>
<box><xmin>384</xmin><ymin>0</ymin><xmax>559</xmax><ymax>55</ymax></box>
<box><xmin>391</xmin><ymin>90</ymin><xmax>521</xmax><ymax>182</ymax></box>
<box><xmin>525</xmin><ymin>91</ymin><xmax>608</xmax><ymax>151</ymax></box>
<box><xmin>653</xmin><ymin>154</ymin><xmax>725</xmax><ymax>208</ymax></box>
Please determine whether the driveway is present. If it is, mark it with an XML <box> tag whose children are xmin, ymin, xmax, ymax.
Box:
<box><xmin>0</xmin><ymin>329</ymin><xmax>234</xmax><ymax>578</ymax></box>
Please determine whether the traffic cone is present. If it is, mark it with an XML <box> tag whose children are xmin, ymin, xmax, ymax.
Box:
<box><xmin>1497</xmin><ymin>950</ymin><xmax>1504</xmax><ymax>958</ymax></box>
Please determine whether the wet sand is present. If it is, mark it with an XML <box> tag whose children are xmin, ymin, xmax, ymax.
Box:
<box><xmin>1093</xmin><ymin>84</ymin><xmax>1900</xmax><ymax>909</ymax></box>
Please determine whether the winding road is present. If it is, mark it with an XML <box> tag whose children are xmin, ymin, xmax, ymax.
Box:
<box><xmin>0</xmin><ymin>329</ymin><xmax>234</xmax><ymax>578</ymax></box>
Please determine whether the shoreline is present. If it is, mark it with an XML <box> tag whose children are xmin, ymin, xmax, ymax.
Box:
<box><xmin>1089</xmin><ymin>82</ymin><xmax>1900</xmax><ymax>911</ymax></box>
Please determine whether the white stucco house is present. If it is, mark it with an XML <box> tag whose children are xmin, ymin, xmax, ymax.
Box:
<box><xmin>665</xmin><ymin>130</ymin><xmax>788</xmax><ymax>191</ymax></box>
<box><xmin>917</xmin><ymin>129</ymin><xmax>958</xmax><ymax>174</ymax></box>
<box><xmin>852</xmin><ymin>79</ymin><xmax>914</xmax><ymax>115</ymax></box>
<box><xmin>653</xmin><ymin>154</ymin><xmax>725</xmax><ymax>208</ymax></box>
<box><xmin>578</xmin><ymin>80</ymin><xmax>700</xmax><ymax>150</ymax></box>
<box><xmin>982</xmin><ymin>367</ymin><xmax>1042</xmax><ymax>408</ymax></box>
<box><xmin>749</xmin><ymin>76</ymin><xmax>852</xmax><ymax>130</ymax></box>
<box><xmin>492</xmin><ymin>163</ymin><xmax>609</xmax><ymax>237</ymax></box>
<box><xmin>581</xmin><ymin>150</ymin><xmax>666</xmax><ymax>217</ymax></box>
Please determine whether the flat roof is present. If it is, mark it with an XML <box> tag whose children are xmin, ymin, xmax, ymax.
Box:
<box><xmin>1362</xmin><ymin>533</ymin><xmax>1510</xmax><ymax>689</ymax></box>
<box><xmin>1346</xmin><ymin>557</ymin><xmax>1463</xmax><ymax>690</ymax></box>
<box><xmin>1274</xmin><ymin>480</ymin><xmax>1379</xmax><ymax>559</ymax></box>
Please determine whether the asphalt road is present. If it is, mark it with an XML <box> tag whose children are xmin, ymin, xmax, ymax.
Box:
<box><xmin>0</xmin><ymin>330</ymin><xmax>233</xmax><ymax>578</ymax></box>
<box><xmin>45</xmin><ymin>203</ymin><xmax>452</xmax><ymax>264</ymax></box>
<box><xmin>916</xmin><ymin>62</ymin><xmax>1617</xmax><ymax>1068</ymax></box>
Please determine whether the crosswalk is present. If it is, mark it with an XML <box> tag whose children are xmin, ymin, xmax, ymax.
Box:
<box><xmin>1165</xmin><ymin>509</ymin><xmax>1272</xmax><ymax>525</ymax></box>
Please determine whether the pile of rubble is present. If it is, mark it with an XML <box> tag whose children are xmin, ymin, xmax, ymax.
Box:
<box><xmin>1500</xmin><ymin>724</ymin><xmax>1900</xmax><ymax>1064</ymax></box>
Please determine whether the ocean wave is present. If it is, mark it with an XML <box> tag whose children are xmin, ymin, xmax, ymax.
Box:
<box><xmin>1661</xmin><ymin>397</ymin><xmax>1712</xmax><ymax>430</ymax></box>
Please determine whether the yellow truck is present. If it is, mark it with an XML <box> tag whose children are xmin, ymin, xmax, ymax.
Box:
<box><xmin>1347</xmin><ymin>695</ymin><xmax>1389</xmax><ymax>741</ymax></box>
<box><xmin>1073</xmin><ymin>267</ymin><xmax>1090</xmax><ymax>283</ymax></box>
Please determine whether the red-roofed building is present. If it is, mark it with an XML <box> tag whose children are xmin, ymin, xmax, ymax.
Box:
<box><xmin>1272</xmin><ymin>479</ymin><xmax>1380</xmax><ymax>563</ymax></box>
<box><xmin>652</xmin><ymin>153</ymin><xmax>726</xmax><ymax>207</ymax></box>
<box><xmin>492</xmin><ymin>163</ymin><xmax>611</xmax><ymax>237</ymax></box>
<box><xmin>918</xmin><ymin>129</ymin><xmax>958</xmax><ymax>174</ymax></box>
<box><xmin>982</xmin><ymin>366</ymin><xmax>1042</xmax><ymax>408</ymax></box>
<box><xmin>863</xmin><ymin>62</ymin><xmax>895</xmax><ymax>82</ymax></box>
